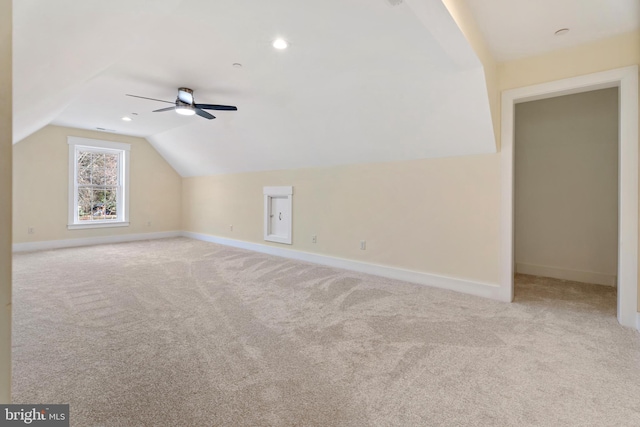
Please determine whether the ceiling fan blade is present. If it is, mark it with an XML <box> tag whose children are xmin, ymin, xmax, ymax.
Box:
<box><xmin>195</xmin><ymin>108</ymin><xmax>215</xmax><ymax>120</ymax></box>
<box><xmin>152</xmin><ymin>106</ymin><xmax>176</xmax><ymax>112</ymax></box>
<box><xmin>195</xmin><ymin>104</ymin><xmax>238</xmax><ymax>111</ymax></box>
<box><xmin>126</xmin><ymin>94</ymin><xmax>174</xmax><ymax>104</ymax></box>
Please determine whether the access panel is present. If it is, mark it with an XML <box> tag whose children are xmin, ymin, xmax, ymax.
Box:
<box><xmin>263</xmin><ymin>186</ymin><xmax>293</xmax><ymax>244</ymax></box>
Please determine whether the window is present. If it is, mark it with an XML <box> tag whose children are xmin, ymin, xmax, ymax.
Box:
<box><xmin>68</xmin><ymin>137</ymin><xmax>130</xmax><ymax>229</ymax></box>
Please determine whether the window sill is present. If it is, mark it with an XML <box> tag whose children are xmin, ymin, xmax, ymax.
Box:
<box><xmin>68</xmin><ymin>221</ymin><xmax>130</xmax><ymax>230</ymax></box>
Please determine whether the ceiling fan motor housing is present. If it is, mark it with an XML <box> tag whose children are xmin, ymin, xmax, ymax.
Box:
<box><xmin>178</xmin><ymin>87</ymin><xmax>194</xmax><ymax>105</ymax></box>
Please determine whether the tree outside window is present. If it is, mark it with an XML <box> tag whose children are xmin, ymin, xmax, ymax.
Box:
<box><xmin>68</xmin><ymin>137</ymin><xmax>130</xmax><ymax>229</ymax></box>
<box><xmin>77</xmin><ymin>151</ymin><xmax>120</xmax><ymax>221</ymax></box>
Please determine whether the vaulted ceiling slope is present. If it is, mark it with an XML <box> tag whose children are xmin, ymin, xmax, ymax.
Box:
<box><xmin>14</xmin><ymin>0</ymin><xmax>497</xmax><ymax>176</ymax></box>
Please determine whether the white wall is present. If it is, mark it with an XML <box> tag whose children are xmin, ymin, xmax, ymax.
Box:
<box><xmin>514</xmin><ymin>88</ymin><xmax>619</xmax><ymax>286</ymax></box>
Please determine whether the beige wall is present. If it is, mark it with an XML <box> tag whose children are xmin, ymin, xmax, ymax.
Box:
<box><xmin>0</xmin><ymin>0</ymin><xmax>11</xmax><ymax>403</ymax></box>
<box><xmin>499</xmin><ymin>31</ymin><xmax>640</xmax><ymax>91</ymax></box>
<box><xmin>515</xmin><ymin>89</ymin><xmax>619</xmax><ymax>285</ymax></box>
<box><xmin>177</xmin><ymin>0</ymin><xmax>503</xmax><ymax>289</ymax></box>
<box><xmin>183</xmin><ymin>154</ymin><xmax>502</xmax><ymax>284</ymax></box>
<box><xmin>181</xmin><ymin>30</ymin><xmax>639</xmax><ymax>309</ymax></box>
<box><xmin>4</xmin><ymin>5</ymin><xmax>637</xmax><ymax>403</ymax></box>
<box><xmin>9</xmin><ymin>25</ymin><xmax>639</xmax><ymax>314</ymax></box>
<box><xmin>13</xmin><ymin>126</ymin><xmax>182</xmax><ymax>243</ymax></box>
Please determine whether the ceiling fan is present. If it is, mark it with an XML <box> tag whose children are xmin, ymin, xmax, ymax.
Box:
<box><xmin>126</xmin><ymin>87</ymin><xmax>237</xmax><ymax>120</ymax></box>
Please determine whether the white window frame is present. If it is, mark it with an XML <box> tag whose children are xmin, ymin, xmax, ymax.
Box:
<box><xmin>68</xmin><ymin>137</ymin><xmax>130</xmax><ymax>229</ymax></box>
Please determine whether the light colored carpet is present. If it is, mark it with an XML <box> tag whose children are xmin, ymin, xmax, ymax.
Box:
<box><xmin>12</xmin><ymin>237</ymin><xmax>640</xmax><ymax>426</ymax></box>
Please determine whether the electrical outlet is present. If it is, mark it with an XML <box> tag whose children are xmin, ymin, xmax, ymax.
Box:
<box><xmin>312</xmin><ymin>235</ymin><xmax>317</xmax><ymax>243</ymax></box>
<box><xmin>28</xmin><ymin>227</ymin><xmax>35</xmax><ymax>235</ymax></box>
<box><xmin>360</xmin><ymin>240</ymin><xmax>366</xmax><ymax>250</ymax></box>
<box><xmin>229</xmin><ymin>225</ymin><xmax>233</xmax><ymax>231</ymax></box>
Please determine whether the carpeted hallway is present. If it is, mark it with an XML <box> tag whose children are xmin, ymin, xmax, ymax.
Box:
<box><xmin>12</xmin><ymin>238</ymin><xmax>640</xmax><ymax>426</ymax></box>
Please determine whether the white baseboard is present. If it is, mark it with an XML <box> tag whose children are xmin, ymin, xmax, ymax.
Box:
<box><xmin>516</xmin><ymin>262</ymin><xmax>617</xmax><ymax>287</ymax></box>
<box><xmin>182</xmin><ymin>231</ymin><xmax>507</xmax><ymax>301</ymax></box>
<box><xmin>12</xmin><ymin>231</ymin><xmax>182</xmax><ymax>253</ymax></box>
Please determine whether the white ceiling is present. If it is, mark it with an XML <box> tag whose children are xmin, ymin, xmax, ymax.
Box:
<box><xmin>465</xmin><ymin>0</ymin><xmax>640</xmax><ymax>61</ymax></box>
<box><xmin>14</xmin><ymin>0</ymin><xmax>497</xmax><ymax>176</ymax></box>
<box><xmin>15</xmin><ymin>0</ymin><xmax>636</xmax><ymax>177</ymax></box>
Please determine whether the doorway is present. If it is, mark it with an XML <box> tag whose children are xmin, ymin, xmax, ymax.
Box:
<box><xmin>500</xmin><ymin>66</ymin><xmax>639</xmax><ymax>328</ymax></box>
<box><xmin>514</xmin><ymin>88</ymin><xmax>619</xmax><ymax>290</ymax></box>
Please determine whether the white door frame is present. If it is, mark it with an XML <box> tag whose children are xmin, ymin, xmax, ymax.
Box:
<box><xmin>500</xmin><ymin>65</ymin><xmax>639</xmax><ymax>328</ymax></box>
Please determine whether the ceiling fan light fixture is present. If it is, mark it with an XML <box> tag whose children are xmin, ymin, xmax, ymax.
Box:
<box><xmin>175</xmin><ymin>105</ymin><xmax>196</xmax><ymax>116</ymax></box>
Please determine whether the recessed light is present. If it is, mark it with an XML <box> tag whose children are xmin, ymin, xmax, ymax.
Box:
<box><xmin>131</xmin><ymin>112</ymin><xmax>139</xmax><ymax>116</ymax></box>
<box><xmin>232</xmin><ymin>63</ymin><xmax>243</xmax><ymax>68</ymax></box>
<box><xmin>273</xmin><ymin>38</ymin><xmax>288</xmax><ymax>49</ymax></box>
<box><xmin>554</xmin><ymin>28</ymin><xmax>570</xmax><ymax>36</ymax></box>
<box><xmin>122</xmin><ymin>116</ymin><xmax>132</xmax><ymax>121</ymax></box>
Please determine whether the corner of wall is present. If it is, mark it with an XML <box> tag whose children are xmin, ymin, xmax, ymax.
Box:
<box><xmin>0</xmin><ymin>0</ymin><xmax>12</xmax><ymax>403</ymax></box>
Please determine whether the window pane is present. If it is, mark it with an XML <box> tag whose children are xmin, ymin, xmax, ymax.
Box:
<box><xmin>92</xmin><ymin>154</ymin><xmax>107</xmax><ymax>186</ymax></box>
<box><xmin>87</xmin><ymin>188</ymin><xmax>118</xmax><ymax>220</ymax></box>
<box><xmin>77</xmin><ymin>187</ymin><xmax>92</xmax><ymax>221</ymax></box>
<box><xmin>72</xmin><ymin>144</ymin><xmax>126</xmax><ymax>225</ymax></box>
<box><xmin>91</xmin><ymin>188</ymin><xmax>106</xmax><ymax>220</ymax></box>
<box><xmin>76</xmin><ymin>151</ymin><xmax>119</xmax><ymax>186</ymax></box>
<box><xmin>77</xmin><ymin>152</ymin><xmax>92</xmax><ymax>185</ymax></box>
<box><xmin>77</xmin><ymin>166</ymin><xmax>91</xmax><ymax>185</ymax></box>
<box><xmin>105</xmin><ymin>153</ymin><xmax>119</xmax><ymax>186</ymax></box>
<box><xmin>77</xmin><ymin>151</ymin><xmax>92</xmax><ymax>168</ymax></box>
<box><xmin>105</xmin><ymin>188</ymin><xmax>117</xmax><ymax>220</ymax></box>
